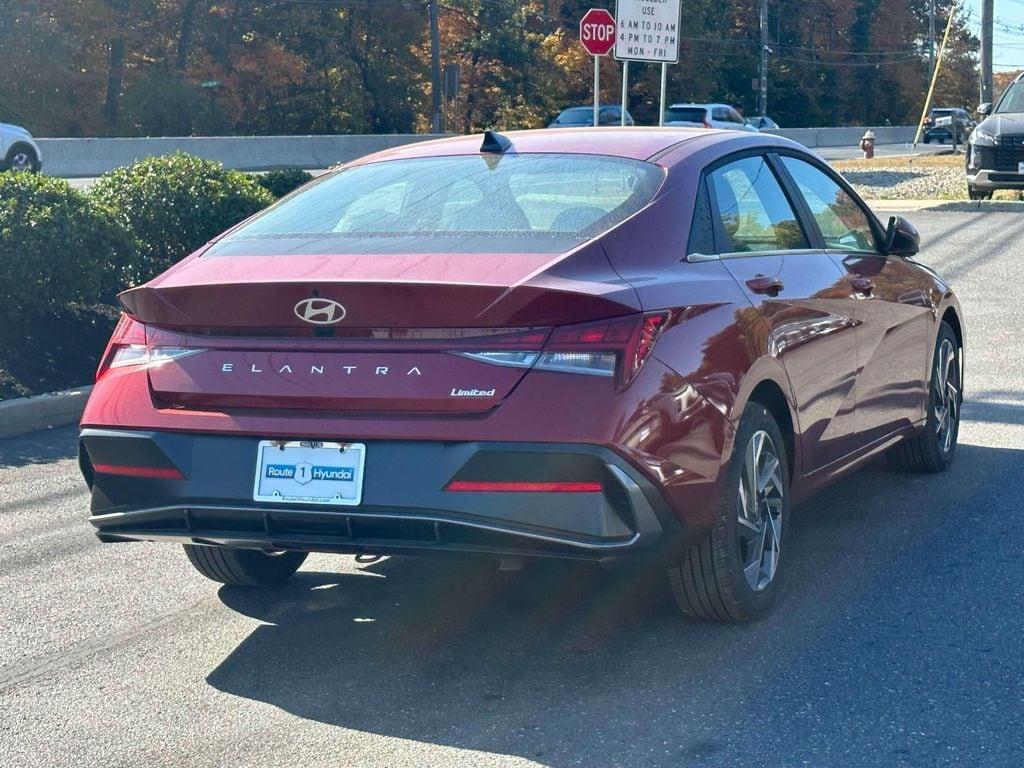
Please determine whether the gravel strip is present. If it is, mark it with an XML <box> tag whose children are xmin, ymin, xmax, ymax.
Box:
<box><xmin>840</xmin><ymin>166</ymin><xmax>969</xmax><ymax>200</ymax></box>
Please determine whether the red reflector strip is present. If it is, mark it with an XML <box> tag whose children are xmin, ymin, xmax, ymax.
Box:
<box><xmin>446</xmin><ymin>480</ymin><xmax>603</xmax><ymax>493</ymax></box>
<box><xmin>92</xmin><ymin>463</ymin><xmax>185</xmax><ymax>480</ymax></box>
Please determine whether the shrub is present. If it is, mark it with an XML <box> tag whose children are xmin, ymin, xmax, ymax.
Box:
<box><xmin>0</xmin><ymin>172</ymin><xmax>133</xmax><ymax>325</ymax></box>
<box><xmin>257</xmin><ymin>168</ymin><xmax>314</xmax><ymax>199</ymax></box>
<box><xmin>90</xmin><ymin>152</ymin><xmax>274</xmax><ymax>283</ymax></box>
<box><xmin>0</xmin><ymin>172</ymin><xmax>133</xmax><ymax>398</ymax></box>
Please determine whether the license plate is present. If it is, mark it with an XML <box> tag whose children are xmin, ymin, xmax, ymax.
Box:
<box><xmin>253</xmin><ymin>440</ymin><xmax>365</xmax><ymax>506</ymax></box>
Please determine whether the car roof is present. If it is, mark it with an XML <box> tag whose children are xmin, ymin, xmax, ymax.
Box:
<box><xmin>350</xmin><ymin>128</ymin><xmax>714</xmax><ymax>165</ymax></box>
<box><xmin>667</xmin><ymin>103</ymin><xmax>730</xmax><ymax>109</ymax></box>
<box><xmin>348</xmin><ymin>127</ymin><xmax>803</xmax><ymax>167</ymax></box>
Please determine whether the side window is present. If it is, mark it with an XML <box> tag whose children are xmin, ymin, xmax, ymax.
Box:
<box><xmin>726</xmin><ymin>108</ymin><xmax>744</xmax><ymax>124</ymax></box>
<box><xmin>780</xmin><ymin>156</ymin><xmax>877</xmax><ymax>252</ymax></box>
<box><xmin>711</xmin><ymin>107</ymin><xmax>727</xmax><ymax>121</ymax></box>
<box><xmin>708</xmin><ymin>156</ymin><xmax>808</xmax><ymax>253</ymax></box>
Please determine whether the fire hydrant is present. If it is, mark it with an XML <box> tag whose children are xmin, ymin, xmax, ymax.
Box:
<box><xmin>860</xmin><ymin>130</ymin><xmax>876</xmax><ymax>159</ymax></box>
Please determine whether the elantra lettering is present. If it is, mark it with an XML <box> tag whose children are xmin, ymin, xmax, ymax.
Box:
<box><xmin>220</xmin><ymin>362</ymin><xmax>424</xmax><ymax>376</ymax></box>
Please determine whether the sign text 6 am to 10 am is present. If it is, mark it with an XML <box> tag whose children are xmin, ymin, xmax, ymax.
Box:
<box><xmin>613</xmin><ymin>0</ymin><xmax>681</xmax><ymax>64</ymax></box>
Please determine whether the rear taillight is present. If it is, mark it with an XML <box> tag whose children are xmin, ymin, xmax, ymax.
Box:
<box><xmin>455</xmin><ymin>312</ymin><xmax>669</xmax><ymax>388</ymax></box>
<box><xmin>96</xmin><ymin>314</ymin><xmax>204</xmax><ymax>380</ymax></box>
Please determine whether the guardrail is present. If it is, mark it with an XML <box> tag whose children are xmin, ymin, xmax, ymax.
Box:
<box><xmin>37</xmin><ymin>134</ymin><xmax>447</xmax><ymax>178</ymax></box>
<box><xmin>35</xmin><ymin>126</ymin><xmax>918</xmax><ymax>177</ymax></box>
<box><xmin>769</xmin><ymin>126</ymin><xmax>917</xmax><ymax>148</ymax></box>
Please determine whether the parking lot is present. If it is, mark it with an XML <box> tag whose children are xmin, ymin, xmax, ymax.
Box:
<box><xmin>1</xmin><ymin>209</ymin><xmax>1021</xmax><ymax>768</ymax></box>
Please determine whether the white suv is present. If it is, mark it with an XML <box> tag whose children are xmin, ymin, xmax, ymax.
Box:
<box><xmin>664</xmin><ymin>103</ymin><xmax>758</xmax><ymax>132</ymax></box>
<box><xmin>1</xmin><ymin>123</ymin><xmax>42</xmax><ymax>173</ymax></box>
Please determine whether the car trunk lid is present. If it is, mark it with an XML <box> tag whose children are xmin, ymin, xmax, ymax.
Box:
<box><xmin>131</xmin><ymin>241</ymin><xmax>640</xmax><ymax>413</ymax></box>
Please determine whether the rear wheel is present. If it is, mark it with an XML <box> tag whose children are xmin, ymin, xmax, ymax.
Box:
<box><xmin>668</xmin><ymin>403</ymin><xmax>789</xmax><ymax>622</ymax></box>
<box><xmin>886</xmin><ymin>323</ymin><xmax>961</xmax><ymax>472</ymax></box>
<box><xmin>183</xmin><ymin>544</ymin><xmax>307</xmax><ymax>587</ymax></box>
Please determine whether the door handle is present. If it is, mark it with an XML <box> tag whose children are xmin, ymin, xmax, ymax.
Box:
<box><xmin>850</xmin><ymin>277</ymin><xmax>875</xmax><ymax>294</ymax></box>
<box><xmin>746</xmin><ymin>275</ymin><xmax>784</xmax><ymax>295</ymax></box>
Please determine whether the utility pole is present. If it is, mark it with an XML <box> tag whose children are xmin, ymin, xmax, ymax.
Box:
<box><xmin>429</xmin><ymin>0</ymin><xmax>442</xmax><ymax>133</ymax></box>
<box><xmin>758</xmin><ymin>0</ymin><xmax>768</xmax><ymax>116</ymax></box>
<box><xmin>928</xmin><ymin>0</ymin><xmax>936</xmax><ymax>80</ymax></box>
<box><xmin>981</xmin><ymin>0</ymin><xmax>994</xmax><ymax>103</ymax></box>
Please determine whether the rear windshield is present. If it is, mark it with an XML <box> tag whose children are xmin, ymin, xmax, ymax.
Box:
<box><xmin>219</xmin><ymin>154</ymin><xmax>664</xmax><ymax>255</ymax></box>
<box><xmin>665</xmin><ymin>107</ymin><xmax>706</xmax><ymax>123</ymax></box>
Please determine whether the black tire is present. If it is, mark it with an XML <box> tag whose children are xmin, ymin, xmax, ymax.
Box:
<box><xmin>668</xmin><ymin>402</ymin><xmax>790</xmax><ymax>622</ymax></box>
<box><xmin>967</xmin><ymin>186</ymin><xmax>992</xmax><ymax>201</ymax></box>
<box><xmin>923</xmin><ymin>136</ymin><xmax>931</xmax><ymax>144</ymax></box>
<box><xmin>5</xmin><ymin>143</ymin><xmax>40</xmax><ymax>173</ymax></box>
<box><xmin>183</xmin><ymin>544</ymin><xmax>307</xmax><ymax>587</ymax></box>
<box><xmin>886</xmin><ymin>323</ymin><xmax>961</xmax><ymax>473</ymax></box>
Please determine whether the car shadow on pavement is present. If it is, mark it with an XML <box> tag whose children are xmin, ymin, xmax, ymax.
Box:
<box><xmin>206</xmin><ymin>441</ymin><xmax>1024</xmax><ymax>767</ymax></box>
<box><xmin>0</xmin><ymin>425</ymin><xmax>78</xmax><ymax>468</ymax></box>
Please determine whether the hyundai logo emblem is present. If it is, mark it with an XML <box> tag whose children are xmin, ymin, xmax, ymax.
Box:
<box><xmin>294</xmin><ymin>298</ymin><xmax>347</xmax><ymax>325</ymax></box>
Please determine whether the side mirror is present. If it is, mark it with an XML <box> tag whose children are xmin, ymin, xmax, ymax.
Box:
<box><xmin>883</xmin><ymin>216</ymin><xmax>920</xmax><ymax>257</ymax></box>
<box><xmin>977</xmin><ymin>102</ymin><xmax>992</xmax><ymax>117</ymax></box>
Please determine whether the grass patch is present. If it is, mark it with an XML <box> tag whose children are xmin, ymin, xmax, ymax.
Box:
<box><xmin>833</xmin><ymin>153</ymin><xmax>964</xmax><ymax>171</ymax></box>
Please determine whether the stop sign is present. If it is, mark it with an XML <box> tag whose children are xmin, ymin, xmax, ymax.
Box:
<box><xmin>579</xmin><ymin>8</ymin><xmax>616</xmax><ymax>56</ymax></box>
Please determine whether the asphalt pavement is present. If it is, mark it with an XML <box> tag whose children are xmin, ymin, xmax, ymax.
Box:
<box><xmin>1</xmin><ymin>210</ymin><xmax>1022</xmax><ymax>768</ymax></box>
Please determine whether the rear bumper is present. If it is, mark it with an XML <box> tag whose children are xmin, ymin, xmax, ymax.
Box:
<box><xmin>80</xmin><ymin>429</ymin><xmax>688</xmax><ymax>561</ymax></box>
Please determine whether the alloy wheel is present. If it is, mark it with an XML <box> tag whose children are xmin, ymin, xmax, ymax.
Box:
<box><xmin>736</xmin><ymin>429</ymin><xmax>784</xmax><ymax>592</ymax></box>
<box><xmin>934</xmin><ymin>338</ymin><xmax>959</xmax><ymax>454</ymax></box>
<box><xmin>9</xmin><ymin>151</ymin><xmax>34</xmax><ymax>172</ymax></box>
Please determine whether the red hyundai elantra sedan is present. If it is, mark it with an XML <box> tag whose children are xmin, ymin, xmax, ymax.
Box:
<box><xmin>79</xmin><ymin>128</ymin><xmax>963</xmax><ymax>621</ymax></box>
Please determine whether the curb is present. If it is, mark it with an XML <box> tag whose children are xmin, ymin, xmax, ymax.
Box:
<box><xmin>862</xmin><ymin>199</ymin><xmax>1024</xmax><ymax>213</ymax></box>
<box><xmin>920</xmin><ymin>200</ymin><xmax>1024</xmax><ymax>213</ymax></box>
<box><xmin>863</xmin><ymin>199</ymin><xmax>942</xmax><ymax>212</ymax></box>
<box><xmin>0</xmin><ymin>386</ymin><xmax>92</xmax><ymax>439</ymax></box>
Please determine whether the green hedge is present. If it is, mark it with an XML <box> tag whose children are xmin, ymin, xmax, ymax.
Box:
<box><xmin>257</xmin><ymin>168</ymin><xmax>314</xmax><ymax>199</ymax></box>
<box><xmin>90</xmin><ymin>152</ymin><xmax>274</xmax><ymax>282</ymax></box>
<box><xmin>0</xmin><ymin>173</ymin><xmax>133</xmax><ymax>398</ymax></box>
<box><xmin>0</xmin><ymin>173</ymin><xmax>133</xmax><ymax>323</ymax></box>
<box><xmin>0</xmin><ymin>154</ymin><xmax>299</xmax><ymax>399</ymax></box>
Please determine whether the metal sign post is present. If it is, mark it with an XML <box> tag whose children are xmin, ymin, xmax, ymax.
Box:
<box><xmin>614</xmin><ymin>0</ymin><xmax>682</xmax><ymax>126</ymax></box>
<box><xmin>659</xmin><ymin>63</ymin><xmax>668</xmax><ymax>126</ymax></box>
<box><xmin>579</xmin><ymin>9</ymin><xmax>616</xmax><ymax>127</ymax></box>
<box><xmin>621</xmin><ymin>60</ymin><xmax>630</xmax><ymax>126</ymax></box>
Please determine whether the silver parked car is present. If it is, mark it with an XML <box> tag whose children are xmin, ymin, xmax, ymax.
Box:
<box><xmin>1</xmin><ymin>122</ymin><xmax>42</xmax><ymax>172</ymax></box>
<box><xmin>664</xmin><ymin>103</ymin><xmax>758</xmax><ymax>132</ymax></box>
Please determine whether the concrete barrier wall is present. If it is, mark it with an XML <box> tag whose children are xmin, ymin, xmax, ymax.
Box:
<box><xmin>36</xmin><ymin>126</ymin><xmax>918</xmax><ymax>177</ymax></box>
<box><xmin>37</xmin><ymin>134</ymin><xmax>447</xmax><ymax>177</ymax></box>
<box><xmin>769</xmin><ymin>126</ymin><xmax>917</xmax><ymax>148</ymax></box>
